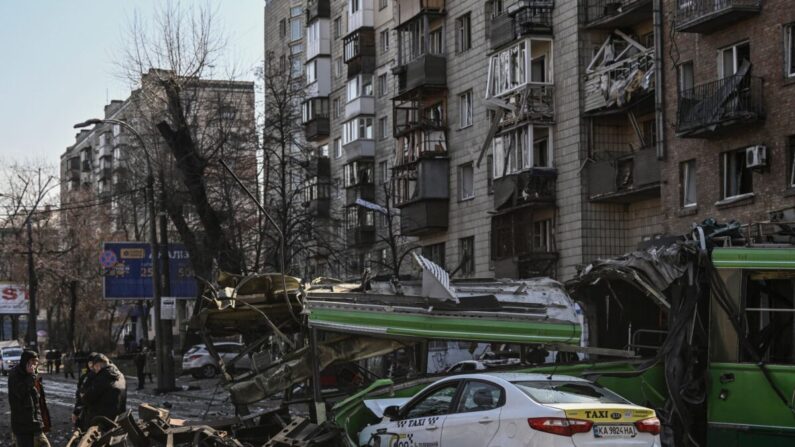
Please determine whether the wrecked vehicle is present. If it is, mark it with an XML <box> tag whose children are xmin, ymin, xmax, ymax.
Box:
<box><xmin>356</xmin><ymin>372</ymin><xmax>661</xmax><ymax>447</ymax></box>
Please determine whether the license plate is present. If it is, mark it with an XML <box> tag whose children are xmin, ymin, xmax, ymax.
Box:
<box><xmin>593</xmin><ymin>424</ymin><xmax>637</xmax><ymax>438</ymax></box>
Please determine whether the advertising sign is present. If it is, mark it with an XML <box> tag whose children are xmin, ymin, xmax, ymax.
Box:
<box><xmin>101</xmin><ymin>242</ymin><xmax>197</xmax><ymax>300</ymax></box>
<box><xmin>0</xmin><ymin>284</ymin><xmax>29</xmax><ymax>314</ymax></box>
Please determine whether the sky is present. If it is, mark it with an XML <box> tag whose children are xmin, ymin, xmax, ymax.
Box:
<box><xmin>0</xmin><ymin>0</ymin><xmax>264</xmax><ymax>164</ymax></box>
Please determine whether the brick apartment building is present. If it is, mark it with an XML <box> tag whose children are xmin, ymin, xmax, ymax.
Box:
<box><xmin>662</xmin><ymin>0</ymin><xmax>795</xmax><ymax>234</ymax></box>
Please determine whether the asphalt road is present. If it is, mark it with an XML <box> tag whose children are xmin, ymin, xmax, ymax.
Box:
<box><xmin>0</xmin><ymin>370</ymin><xmax>245</xmax><ymax>446</ymax></box>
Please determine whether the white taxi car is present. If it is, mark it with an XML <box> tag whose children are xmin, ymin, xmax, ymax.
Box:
<box><xmin>359</xmin><ymin>373</ymin><xmax>661</xmax><ymax>447</ymax></box>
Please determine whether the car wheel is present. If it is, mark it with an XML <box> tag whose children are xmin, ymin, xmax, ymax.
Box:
<box><xmin>200</xmin><ymin>364</ymin><xmax>218</xmax><ymax>379</ymax></box>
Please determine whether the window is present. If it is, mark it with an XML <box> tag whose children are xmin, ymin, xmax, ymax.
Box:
<box><xmin>380</xmin><ymin>29</ymin><xmax>390</xmax><ymax>53</ymax></box>
<box><xmin>334</xmin><ymin>16</ymin><xmax>342</xmax><ymax>39</ymax></box>
<box><xmin>533</xmin><ymin>219</ymin><xmax>552</xmax><ymax>252</ymax></box>
<box><xmin>290</xmin><ymin>17</ymin><xmax>303</xmax><ymax>42</ymax></box>
<box><xmin>493</xmin><ymin>125</ymin><xmax>552</xmax><ymax>178</ymax></box>
<box><xmin>487</xmin><ymin>39</ymin><xmax>553</xmax><ymax>98</ymax></box>
<box><xmin>346</xmin><ymin>75</ymin><xmax>373</xmax><ymax>101</ymax></box>
<box><xmin>459</xmin><ymin>237</ymin><xmax>475</xmax><ymax>276</ymax></box>
<box><xmin>491</xmin><ymin>0</ymin><xmax>504</xmax><ymax>17</ymax></box>
<box><xmin>319</xmin><ymin>144</ymin><xmax>329</xmax><ymax>158</ymax></box>
<box><xmin>786</xmin><ymin>24</ymin><xmax>795</xmax><ymax>78</ymax></box>
<box><xmin>334</xmin><ymin>138</ymin><xmax>342</xmax><ymax>158</ymax></box>
<box><xmin>457</xmin><ymin>380</ymin><xmax>502</xmax><ymax>412</ymax></box>
<box><xmin>279</xmin><ymin>18</ymin><xmax>286</xmax><ymax>37</ymax></box>
<box><xmin>681</xmin><ymin>160</ymin><xmax>697</xmax><ymax>207</ymax></box>
<box><xmin>459</xmin><ymin>90</ymin><xmax>473</xmax><ymax>128</ymax></box>
<box><xmin>350</xmin><ymin>0</ymin><xmax>360</xmax><ymax>13</ymax></box>
<box><xmin>377</xmin><ymin>73</ymin><xmax>388</xmax><ymax>97</ymax></box>
<box><xmin>404</xmin><ymin>383</ymin><xmax>460</xmax><ymax>419</ymax></box>
<box><xmin>378</xmin><ymin>116</ymin><xmax>388</xmax><ymax>140</ymax></box>
<box><xmin>378</xmin><ymin>161</ymin><xmax>388</xmax><ymax>185</ymax></box>
<box><xmin>335</xmin><ymin>57</ymin><xmax>343</xmax><ymax>78</ymax></box>
<box><xmin>429</xmin><ymin>28</ymin><xmax>443</xmax><ymax>54</ymax></box>
<box><xmin>332</xmin><ymin>97</ymin><xmax>341</xmax><ymax>119</ymax></box>
<box><xmin>486</xmin><ymin>155</ymin><xmax>494</xmax><ymax>195</ymax></box>
<box><xmin>789</xmin><ymin>136</ymin><xmax>795</xmax><ymax>188</ymax></box>
<box><xmin>718</xmin><ymin>41</ymin><xmax>750</xmax><ymax>78</ymax></box>
<box><xmin>678</xmin><ymin>61</ymin><xmax>694</xmax><ymax>93</ymax></box>
<box><xmin>422</xmin><ymin>243</ymin><xmax>446</xmax><ymax>269</ymax></box>
<box><xmin>722</xmin><ymin>149</ymin><xmax>753</xmax><ymax>199</ymax></box>
<box><xmin>343</xmin><ymin>117</ymin><xmax>374</xmax><ymax>144</ymax></box>
<box><xmin>379</xmin><ymin>0</ymin><xmax>388</xmax><ymax>10</ymax></box>
<box><xmin>459</xmin><ymin>163</ymin><xmax>474</xmax><ymax>200</ymax></box>
<box><xmin>306</xmin><ymin>60</ymin><xmax>317</xmax><ymax>83</ymax></box>
<box><xmin>344</xmin><ymin>160</ymin><xmax>374</xmax><ymax>187</ymax></box>
<box><xmin>455</xmin><ymin>13</ymin><xmax>471</xmax><ymax>53</ymax></box>
<box><xmin>302</xmin><ymin>98</ymin><xmax>329</xmax><ymax>123</ymax></box>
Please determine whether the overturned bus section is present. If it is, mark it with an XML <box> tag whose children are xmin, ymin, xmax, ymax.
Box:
<box><xmin>67</xmin><ymin>221</ymin><xmax>795</xmax><ymax>446</ymax></box>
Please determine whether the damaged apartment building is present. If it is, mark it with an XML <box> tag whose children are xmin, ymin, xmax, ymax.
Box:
<box><xmin>264</xmin><ymin>0</ymin><xmax>670</xmax><ymax>282</ymax></box>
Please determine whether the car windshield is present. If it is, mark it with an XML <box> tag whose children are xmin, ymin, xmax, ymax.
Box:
<box><xmin>3</xmin><ymin>349</ymin><xmax>22</xmax><ymax>357</ymax></box>
<box><xmin>512</xmin><ymin>380</ymin><xmax>627</xmax><ymax>404</ymax></box>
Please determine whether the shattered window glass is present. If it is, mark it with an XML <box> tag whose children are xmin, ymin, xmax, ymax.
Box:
<box><xmin>741</xmin><ymin>276</ymin><xmax>795</xmax><ymax>365</ymax></box>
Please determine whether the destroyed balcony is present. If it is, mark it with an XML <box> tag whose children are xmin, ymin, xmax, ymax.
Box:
<box><xmin>676</xmin><ymin>75</ymin><xmax>764</xmax><ymax>138</ymax></box>
<box><xmin>394</xmin><ymin>54</ymin><xmax>447</xmax><ymax>98</ymax></box>
<box><xmin>587</xmin><ymin>147</ymin><xmax>660</xmax><ymax>203</ymax></box>
<box><xmin>347</xmin><ymin>225</ymin><xmax>376</xmax><ymax>247</ymax></box>
<box><xmin>494</xmin><ymin>84</ymin><xmax>556</xmax><ymax>125</ymax></box>
<box><xmin>306</xmin><ymin>0</ymin><xmax>330</xmax><ymax>23</ymax></box>
<box><xmin>396</xmin><ymin>0</ymin><xmax>445</xmax><ymax>27</ymax></box>
<box><xmin>585</xmin><ymin>0</ymin><xmax>652</xmax><ymax>29</ymax></box>
<box><xmin>304</xmin><ymin>117</ymin><xmax>330</xmax><ymax>141</ymax></box>
<box><xmin>491</xmin><ymin>209</ymin><xmax>558</xmax><ymax>278</ymax></box>
<box><xmin>675</xmin><ymin>0</ymin><xmax>761</xmax><ymax>34</ymax></box>
<box><xmin>344</xmin><ymin>29</ymin><xmax>376</xmax><ymax>78</ymax></box>
<box><xmin>346</xmin><ymin>183</ymin><xmax>375</xmax><ymax>207</ymax></box>
<box><xmin>493</xmin><ymin>169</ymin><xmax>557</xmax><ymax>212</ymax></box>
<box><xmin>584</xmin><ymin>47</ymin><xmax>654</xmax><ymax>114</ymax></box>
<box><xmin>393</xmin><ymin>157</ymin><xmax>449</xmax><ymax>236</ymax></box>
<box><xmin>489</xmin><ymin>2</ymin><xmax>554</xmax><ymax>50</ymax></box>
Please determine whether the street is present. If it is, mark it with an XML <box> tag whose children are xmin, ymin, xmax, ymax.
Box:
<box><xmin>0</xmin><ymin>371</ymin><xmax>262</xmax><ymax>447</ymax></box>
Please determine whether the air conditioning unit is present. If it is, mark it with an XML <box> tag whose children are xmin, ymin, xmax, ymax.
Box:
<box><xmin>745</xmin><ymin>145</ymin><xmax>767</xmax><ymax>169</ymax></box>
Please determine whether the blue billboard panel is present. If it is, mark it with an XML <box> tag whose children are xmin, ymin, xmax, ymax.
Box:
<box><xmin>101</xmin><ymin>242</ymin><xmax>197</xmax><ymax>300</ymax></box>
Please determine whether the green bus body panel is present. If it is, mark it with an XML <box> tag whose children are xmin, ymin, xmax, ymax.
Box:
<box><xmin>308</xmin><ymin>308</ymin><xmax>581</xmax><ymax>344</ymax></box>
<box><xmin>707</xmin><ymin>363</ymin><xmax>795</xmax><ymax>431</ymax></box>
<box><xmin>712</xmin><ymin>248</ymin><xmax>795</xmax><ymax>269</ymax></box>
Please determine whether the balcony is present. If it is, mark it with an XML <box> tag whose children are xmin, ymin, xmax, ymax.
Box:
<box><xmin>489</xmin><ymin>2</ymin><xmax>554</xmax><ymax>50</ymax></box>
<box><xmin>584</xmin><ymin>48</ymin><xmax>654</xmax><ymax>114</ymax></box>
<box><xmin>98</xmin><ymin>167</ymin><xmax>112</xmax><ymax>181</ymax></box>
<box><xmin>344</xmin><ymin>29</ymin><xmax>376</xmax><ymax>78</ymax></box>
<box><xmin>346</xmin><ymin>96</ymin><xmax>375</xmax><ymax>118</ymax></box>
<box><xmin>394</xmin><ymin>54</ymin><xmax>447</xmax><ymax>98</ymax></box>
<box><xmin>348</xmin><ymin>0</ymin><xmax>374</xmax><ymax>33</ymax></box>
<box><xmin>585</xmin><ymin>0</ymin><xmax>652</xmax><ymax>29</ymax></box>
<box><xmin>587</xmin><ymin>147</ymin><xmax>661</xmax><ymax>203</ymax></box>
<box><xmin>676</xmin><ymin>74</ymin><xmax>764</xmax><ymax>138</ymax></box>
<box><xmin>496</xmin><ymin>84</ymin><xmax>555</xmax><ymax>125</ymax></box>
<box><xmin>344</xmin><ymin>139</ymin><xmax>375</xmax><ymax>160</ymax></box>
<box><xmin>493</xmin><ymin>169</ymin><xmax>556</xmax><ymax>212</ymax></box>
<box><xmin>675</xmin><ymin>0</ymin><xmax>761</xmax><ymax>34</ymax></box>
<box><xmin>306</xmin><ymin>156</ymin><xmax>331</xmax><ymax>178</ymax></box>
<box><xmin>393</xmin><ymin>157</ymin><xmax>450</xmax><ymax>236</ymax></box>
<box><xmin>347</xmin><ymin>226</ymin><xmax>376</xmax><ymax>248</ymax></box>
<box><xmin>346</xmin><ymin>183</ymin><xmax>375</xmax><ymax>207</ymax></box>
<box><xmin>306</xmin><ymin>197</ymin><xmax>331</xmax><ymax>218</ymax></box>
<box><xmin>306</xmin><ymin>0</ymin><xmax>330</xmax><ymax>23</ymax></box>
<box><xmin>67</xmin><ymin>168</ymin><xmax>80</xmax><ymax>182</ymax></box>
<box><xmin>491</xmin><ymin>209</ymin><xmax>558</xmax><ymax>278</ymax></box>
<box><xmin>81</xmin><ymin>160</ymin><xmax>91</xmax><ymax>172</ymax></box>
<box><xmin>304</xmin><ymin>117</ymin><xmax>330</xmax><ymax>141</ymax></box>
<box><xmin>99</xmin><ymin>144</ymin><xmax>113</xmax><ymax>159</ymax></box>
<box><xmin>396</xmin><ymin>0</ymin><xmax>445</xmax><ymax>27</ymax></box>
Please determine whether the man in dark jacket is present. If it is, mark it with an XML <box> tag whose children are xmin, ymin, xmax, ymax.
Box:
<box><xmin>72</xmin><ymin>354</ymin><xmax>96</xmax><ymax>431</ymax></box>
<box><xmin>8</xmin><ymin>350</ymin><xmax>51</xmax><ymax>447</ymax></box>
<box><xmin>80</xmin><ymin>353</ymin><xmax>127</xmax><ymax>427</ymax></box>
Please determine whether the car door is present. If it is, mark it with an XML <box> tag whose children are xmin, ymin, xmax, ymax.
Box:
<box><xmin>441</xmin><ymin>379</ymin><xmax>504</xmax><ymax>447</ymax></box>
<box><xmin>381</xmin><ymin>381</ymin><xmax>460</xmax><ymax>447</ymax></box>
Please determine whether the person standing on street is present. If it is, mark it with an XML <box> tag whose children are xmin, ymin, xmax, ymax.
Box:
<box><xmin>72</xmin><ymin>355</ymin><xmax>96</xmax><ymax>431</ymax></box>
<box><xmin>134</xmin><ymin>349</ymin><xmax>147</xmax><ymax>390</ymax></box>
<box><xmin>63</xmin><ymin>351</ymin><xmax>75</xmax><ymax>379</ymax></box>
<box><xmin>8</xmin><ymin>350</ymin><xmax>51</xmax><ymax>447</ymax></box>
<box><xmin>80</xmin><ymin>353</ymin><xmax>127</xmax><ymax>427</ymax></box>
<box><xmin>52</xmin><ymin>350</ymin><xmax>61</xmax><ymax>375</ymax></box>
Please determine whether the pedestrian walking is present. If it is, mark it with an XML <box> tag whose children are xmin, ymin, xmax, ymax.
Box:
<box><xmin>134</xmin><ymin>349</ymin><xmax>146</xmax><ymax>390</ymax></box>
<box><xmin>44</xmin><ymin>351</ymin><xmax>53</xmax><ymax>374</ymax></box>
<box><xmin>63</xmin><ymin>351</ymin><xmax>75</xmax><ymax>379</ymax></box>
<box><xmin>8</xmin><ymin>350</ymin><xmax>51</xmax><ymax>447</ymax></box>
<box><xmin>145</xmin><ymin>348</ymin><xmax>155</xmax><ymax>383</ymax></box>
<box><xmin>80</xmin><ymin>353</ymin><xmax>127</xmax><ymax>427</ymax></box>
<box><xmin>52</xmin><ymin>350</ymin><xmax>61</xmax><ymax>374</ymax></box>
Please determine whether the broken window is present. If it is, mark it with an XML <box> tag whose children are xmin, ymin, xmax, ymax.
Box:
<box><xmin>459</xmin><ymin>236</ymin><xmax>475</xmax><ymax>276</ymax></box>
<box><xmin>718</xmin><ymin>41</ymin><xmax>750</xmax><ymax>79</ymax></box>
<box><xmin>488</xmin><ymin>39</ymin><xmax>553</xmax><ymax>98</ymax></box>
<box><xmin>722</xmin><ymin>149</ymin><xmax>753</xmax><ymax>199</ymax></box>
<box><xmin>422</xmin><ymin>242</ymin><xmax>446</xmax><ymax>269</ymax></box>
<box><xmin>681</xmin><ymin>159</ymin><xmax>697</xmax><ymax>207</ymax></box>
<box><xmin>346</xmin><ymin>207</ymin><xmax>374</xmax><ymax>230</ymax></box>
<box><xmin>493</xmin><ymin>125</ymin><xmax>552</xmax><ymax>178</ymax></box>
<box><xmin>344</xmin><ymin>160</ymin><xmax>373</xmax><ymax>187</ymax></box>
<box><xmin>741</xmin><ymin>275</ymin><xmax>795</xmax><ymax>365</ymax></box>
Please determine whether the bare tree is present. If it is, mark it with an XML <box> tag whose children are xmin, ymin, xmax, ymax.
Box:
<box><xmin>369</xmin><ymin>183</ymin><xmax>418</xmax><ymax>279</ymax></box>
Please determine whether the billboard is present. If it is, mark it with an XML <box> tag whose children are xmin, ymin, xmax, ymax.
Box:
<box><xmin>101</xmin><ymin>242</ymin><xmax>197</xmax><ymax>300</ymax></box>
<box><xmin>0</xmin><ymin>284</ymin><xmax>29</xmax><ymax>314</ymax></box>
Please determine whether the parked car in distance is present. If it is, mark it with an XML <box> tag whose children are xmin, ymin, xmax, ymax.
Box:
<box><xmin>359</xmin><ymin>373</ymin><xmax>661</xmax><ymax>447</ymax></box>
<box><xmin>181</xmin><ymin>342</ymin><xmax>251</xmax><ymax>378</ymax></box>
<box><xmin>1</xmin><ymin>347</ymin><xmax>23</xmax><ymax>375</ymax></box>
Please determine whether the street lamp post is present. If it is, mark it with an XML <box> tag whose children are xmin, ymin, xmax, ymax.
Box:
<box><xmin>74</xmin><ymin>119</ymin><xmax>171</xmax><ymax>392</ymax></box>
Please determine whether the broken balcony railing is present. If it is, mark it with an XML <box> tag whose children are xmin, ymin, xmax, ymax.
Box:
<box><xmin>488</xmin><ymin>1</ymin><xmax>553</xmax><ymax>50</ymax></box>
<box><xmin>585</xmin><ymin>47</ymin><xmax>654</xmax><ymax>113</ymax></box>
<box><xmin>676</xmin><ymin>74</ymin><xmax>764</xmax><ymax>137</ymax></box>
<box><xmin>674</xmin><ymin>0</ymin><xmax>762</xmax><ymax>34</ymax></box>
<box><xmin>585</xmin><ymin>0</ymin><xmax>653</xmax><ymax>27</ymax></box>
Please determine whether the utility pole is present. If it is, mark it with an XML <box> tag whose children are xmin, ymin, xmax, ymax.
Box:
<box><xmin>148</xmin><ymin>174</ymin><xmax>166</xmax><ymax>392</ymax></box>
<box><xmin>26</xmin><ymin>218</ymin><xmax>37</xmax><ymax>348</ymax></box>
<box><xmin>159</xmin><ymin>199</ymin><xmax>176</xmax><ymax>390</ymax></box>
<box><xmin>68</xmin><ymin>280</ymin><xmax>78</xmax><ymax>351</ymax></box>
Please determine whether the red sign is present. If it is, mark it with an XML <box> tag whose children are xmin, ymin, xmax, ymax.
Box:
<box><xmin>0</xmin><ymin>284</ymin><xmax>29</xmax><ymax>314</ymax></box>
